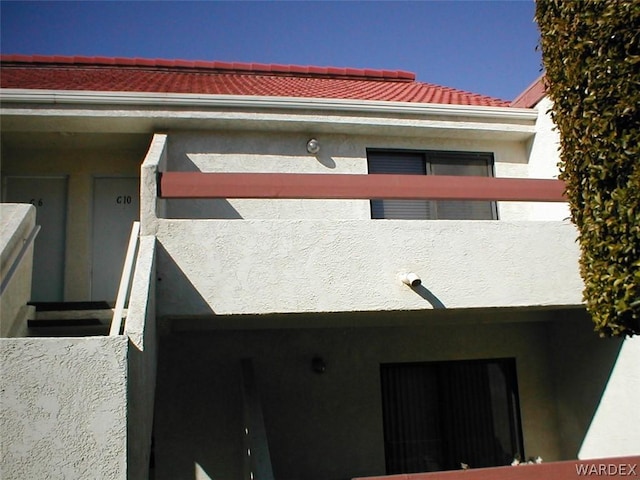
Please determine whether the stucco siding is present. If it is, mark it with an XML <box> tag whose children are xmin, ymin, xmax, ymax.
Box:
<box><xmin>1</xmin><ymin>336</ymin><xmax>129</xmax><ymax>479</ymax></box>
<box><xmin>499</xmin><ymin>97</ymin><xmax>570</xmax><ymax>221</ymax></box>
<box><xmin>547</xmin><ymin>314</ymin><xmax>640</xmax><ymax>460</ymax></box>
<box><xmin>125</xmin><ymin>235</ymin><xmax>158</xmax><ymax>480</ymax></box>
<box><xmin>162</xmin><ymin>130</ymin><xmax>567</xmax><ymax>221</ymax></box>
<box><xmin>156</xmin><ymin>219</ymin><xmax>582</xmax><ymax>318</ymax></box>
<box><xmin>154</xmin><ymin>310</ymin><xmax>595</xmax><ymax>480</ymax></box>
<box><xmin>577</xmin><ymin>336</ymin><xmax>640</xmax><ymax>459</ymax></box>
<box><xmin>0</xmin><ymin>203</ymin><xmax>35</xmax><ymax>337</ymax></box>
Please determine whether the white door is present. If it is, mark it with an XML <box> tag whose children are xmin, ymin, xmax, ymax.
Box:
<box><xmin>4</xmin><ymin>176</ymin><xmax>68</xmax><ymax>302</ymax></box>
<box><xmin>91</xmin><ymin>177</ymin><xmax>139</xmax><ymax>302</ymax></box>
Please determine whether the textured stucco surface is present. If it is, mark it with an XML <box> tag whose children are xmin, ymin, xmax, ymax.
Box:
<box><xmin>0</xmin><ymin>203</ymin><xmax>35</xmax><ymax>263</ymax></box>
<box><xmin>547</xmin><ymin>314</ymin><xmax>640</xmax><ymax>460</ymax></box>
<box><xmin>124</xmin><ymin>235</ymin><xmax>158</xmax><ymax>480</ymax></box>
<box><xmin>578</xmin><ymin>335</ymin><xmax>640</xmax><ymax>459</ymax></box>
<box><xmin>1</xmin><ymin>336</ymin><xmax>128</xmax><ymax>479</ymax></box>
<box><xmin>156</xmin><ymin>219</ymin><xmax>582</xmax><ymax>318</ymax></box>
<box><xmin>0</xmin><ymin>204</ymin><xmax>35</xmax><ymax>337</ymax></box>
<box><xmin>140</xmin><ymin>133</ymin><xmax>167</xmax><ymax>236</ymax></box>
<box><xmin>498</xmin><ymin>97</ymin><xmax>570</xmax><ymax>221</ymax></box>
<box><xmin>158</xmin><ymin>130</ymin><xmax>566</xmax><ymax>222</ymax></box>
<box><xmin>154</xmin><ymin>310</ymin><xmax>602</xmax><ymax>480</ymax></box>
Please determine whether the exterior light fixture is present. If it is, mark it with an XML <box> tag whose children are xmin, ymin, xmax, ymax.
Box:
<box><xmin>306</xmin><ymin>138</ymin><xmax>320</xmax><ymax>154</ymax></box>
<box><xmin>399</xmin><ymin>272</ymin><xmax>421</xmax><ymax>288</ymax></box>
<box><xmin>311</xmin><ymin>356</ymin><xmax>326</xmax><ymax>374</ymax></box>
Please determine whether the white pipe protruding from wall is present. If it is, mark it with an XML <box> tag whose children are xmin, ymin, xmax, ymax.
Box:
<box><xmin>399</xmin><ymin>272</ymin><xmax>421</xmax><ymax>288</ymax></box>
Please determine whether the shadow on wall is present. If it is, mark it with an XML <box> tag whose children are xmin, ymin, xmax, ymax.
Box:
<box><xmin>166</xmin><ymin>198</ymin><xmax>244</xmax><ymax>220</ymax></box>
<box><xmin>154</xmin><ymin>346</ymin><xmax>245</xmax><ymax>480</ymax></box>
<box><xmin>412</xmin><ymin>285</ymin><xmax>446</xmax><ymax>309</ymax></box>
<box><xmin>163</xmin><ymin>132</ymin><xmax>349</xmax><ymax>219</ymax></box>
<box><xmin>314</xmin><ymin>150</ymin><xmax>337</xmax><ymax>169</ymax></box>
<box><xmin>548</xmin><ymin>309</ymin><xmax>625</xmax><ymax>459</ymax></box>
<box><xmin>166</xmin><ymin>131</ymin><xmax>354</xmax><ymax>170</ymax></box>
<box><xmin>151</xmin><ymin>311</ymin><xmax>631</xmax><ymax>480</ymax></box>
<box><xmin>154</xmin><ymin>242</ymin><xmax>216</xmax><ymax>320</ymax></box>
<box><xmin>163</xmin><ymin>151</ymin><xmax>244</xmax><ymax>219</ymax></box>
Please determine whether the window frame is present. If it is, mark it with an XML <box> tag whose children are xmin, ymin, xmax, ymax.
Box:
<box><xmin>366</xmin><ymin>149</ymin><xmax>499</xmax><ymax>220</ymax></box>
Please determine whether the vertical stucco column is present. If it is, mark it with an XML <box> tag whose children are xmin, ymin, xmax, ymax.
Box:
<box><xmin>140</xmin><ymin>134</ymin><xmax>168</xmax><ymax>236</ymax></box>
<box><xmin>124</xmin><ymin>235</ymin><xmax>157</xmax><ymax>479</ymax></box>
<box><xmin>0</xmin><ymin>204</ymin><xmax>37</xmax><ymax>337</ymax></box>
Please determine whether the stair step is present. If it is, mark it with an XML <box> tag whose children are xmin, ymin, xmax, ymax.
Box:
<box><xmin>31</xmin><ymin>308</ymin><xmax>126</xmax><ymax>322</ymax></box>
<box><xmin>26</xmin><ymin>304</ymin><xmax>126</xmax><ymax>337</ymax></box>
<box><xmin>27</xmin><ymin>324</ymin><xmax>111</xmax><ymax>337</ymax></box>
<box><xmin>28</xmin><ymin>301</ymin><xmax>112</xmax><ymax>311</ymax></box>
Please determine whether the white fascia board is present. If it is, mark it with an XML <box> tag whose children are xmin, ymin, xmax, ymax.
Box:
<box><xmin>0</xmin><ymin>107</ymin><xmax>535</xmax><ymax>140</ymax></box>
<box><xmin>0</xmin><ymin>88</ymin><xmax>537</xmax><ymax>122</ymax></box>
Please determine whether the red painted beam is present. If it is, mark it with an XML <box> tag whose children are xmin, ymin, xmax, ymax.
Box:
<box><xmin>159</xmin><ymin>172</ymin><xmax>566</xmax><ymax>202</ymax></box>
<box><xmin>352</xmin><ymin>456</ymin><xmax>640</xmax><ymax>480</ymax></box>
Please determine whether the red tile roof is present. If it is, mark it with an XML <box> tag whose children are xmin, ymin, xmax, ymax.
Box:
<box><xmin>0</xmin><ymin>55</ymin><xmax>511</xmax><ymax>107</ymax></box>
<box><xmin>510</xmin><ymin>74</ymin><xmax>546</xmax><ymax>108</ymax></box>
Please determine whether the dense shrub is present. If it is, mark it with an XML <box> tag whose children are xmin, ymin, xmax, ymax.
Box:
<box><xmin>536</xmin><ymin>0</ymin><xmax>640</xmax><ymax>336</ymax></box>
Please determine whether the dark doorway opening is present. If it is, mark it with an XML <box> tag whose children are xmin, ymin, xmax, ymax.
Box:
<box><xmin>380</xmin><ymin>358</ymin><xmax>524</xmax><ymax>473</ymax></box>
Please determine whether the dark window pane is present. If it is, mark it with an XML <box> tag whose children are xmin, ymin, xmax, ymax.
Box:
<box><xmin>430</xmin><ymin>153</ymin><xmax>496</xmax><ymax>220</ymax></box>
<box><xmin>368</xmin><ymin>151</ymin><xmax>432</xmax><ymax>219</ymax></box>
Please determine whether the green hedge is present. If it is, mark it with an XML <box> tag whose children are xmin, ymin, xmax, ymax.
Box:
<box><xmin>536</xmin><ymin>0</ymin><xmax>640</xmax><ymax>336</ymax></box>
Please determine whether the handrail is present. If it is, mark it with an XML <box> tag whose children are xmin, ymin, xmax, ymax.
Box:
<box><xmin>0</xmin><ymin>224</ymin><xmax>40</xmax><ymax>296</ymax></box>
<box><xmin>109</xmin><ymin>221</ymin><xmax>140</xmax><ymax>336</ymax></box>
<box><xmin>158</xmin><ymin>172</ymin><xmax>567</xmax><ymax>202</ymax></box>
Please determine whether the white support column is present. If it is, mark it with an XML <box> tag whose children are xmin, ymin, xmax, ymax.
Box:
<box><xmin>140</xmin><ymin>133</ymin><xmax>168</xmax><ymax>236</ymax></box>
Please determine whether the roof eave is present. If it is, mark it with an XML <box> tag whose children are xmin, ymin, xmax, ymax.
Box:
<box><xmin>0</xmin><ymin>88</ymin><xmax>536</xmax><ymax>122</ymax></box>
<box><xmin>511</xmin><ymin>74</ymin><xmax>547</xmax><ymax>108</ymax></box>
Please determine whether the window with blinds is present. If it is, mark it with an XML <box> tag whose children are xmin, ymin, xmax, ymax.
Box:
<box><xmin>380</xmin><ymin>359</ymin><xmax>524</xmax><ymax>474</ymax></box>
<box><xmin>367</xmin><ymin>150</ymin><xmax>497</xmax><ymax>220</ymax></box>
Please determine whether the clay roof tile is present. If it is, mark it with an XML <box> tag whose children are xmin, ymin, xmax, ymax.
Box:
<box><xmin>0</xmin><ymin>54</ymin><xmax>511</xmax><ymax>106</ymax></box>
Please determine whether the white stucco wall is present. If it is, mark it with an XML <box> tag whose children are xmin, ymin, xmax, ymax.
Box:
<box><xmin>498</xmin><ymin>97</ymin><xmax>570</xmax><ymax>221</ymax></box>
<box><xmin>0</xmin><ymin>336</ymin><xmax>129</xmax><ymax>479</ymax></box>
<box><xmin>0</xmin><ymin>203</ymin><xmax>36</xmax><ymax>337</ymax></box>
<box><xmin>124</xmin><ymin>235</ymin><xmax>158</xmax><ymax>480</ymax></box>
<box><xmin>162</xmin><ymin>130</ymin><xmax>568</xmax><ymax>222</ymax></box>
<box><xmin>166</xmin><ymin>131</ymin><xmax>371</xmax><ymax>220</ymax></box>
<box><xmin>156</xmin><ymin>219</ymin><xmax>582</xmax><ymax>318</ymax></box>
<box><xmin>154</xmin><ymin>310</ymin><xmax>596</xmax><ymax>480</ymax></box>
<box><xmin>140</xmin><ymin>133</ymin><xmax>168</xmax><ymax>236</ymax></box>
<box><xmin>546</xmin><ymin>313</ymin><xmax>640</xmax><ymax>461</ymax></box>
<box><xmin>578</xmin><ymin>336</ymin><xmax>640</xmax><ymax>459</ymax></box>
<box><xmin>0</xmin><ymin>236</ymin><xmax>157</xmax><ymax>480</ymax></box>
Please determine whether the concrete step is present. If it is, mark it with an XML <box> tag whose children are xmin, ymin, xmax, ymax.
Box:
<box><xmin>27</xmin><ymin>302</ymin><xmax>126</xmax><ymax>337</ymax></box>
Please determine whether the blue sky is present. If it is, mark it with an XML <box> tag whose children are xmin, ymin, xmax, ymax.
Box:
<box><xmin>1</xmin><ymin>1</ymin><xmax>542</xmax><ymax>101</ymax></box>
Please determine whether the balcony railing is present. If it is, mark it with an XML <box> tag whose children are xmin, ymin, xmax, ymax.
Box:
<box><xmin>158</xmin><ymin>172</ymin><xmax>566</xmax><ymax>202</ymax></box>
<box><xmin>352</xmin><ymin>455</ymin><xmax>640</xmax><ymax>480</ymax></box>
<box><xmin>110</xmin><ymin>221</ymin><xmax>140</xmax><ymax>336</ymax></box>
